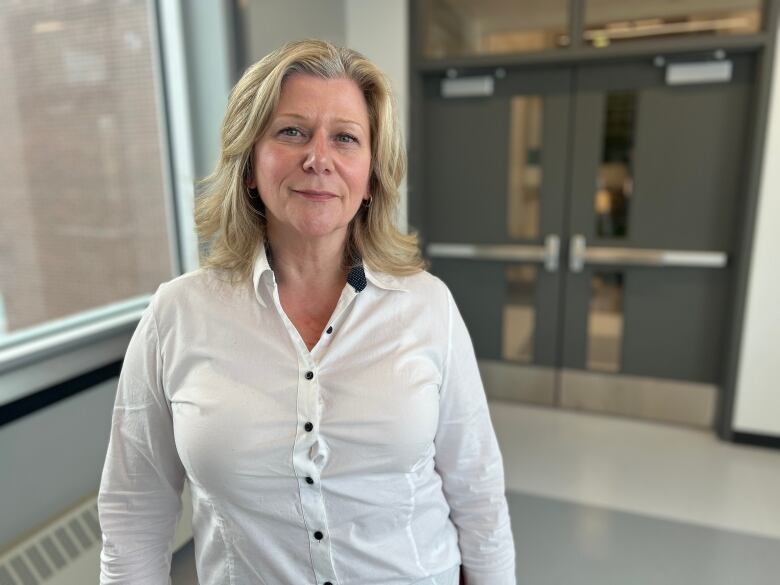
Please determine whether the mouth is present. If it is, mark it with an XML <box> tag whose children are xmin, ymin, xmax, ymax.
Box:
<box><xmin>292</xmin><ymin>189</ymin><xmax>339</xmax><ymax>201</ymax></box>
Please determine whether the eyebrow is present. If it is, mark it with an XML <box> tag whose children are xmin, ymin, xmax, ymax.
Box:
<box><xmin>275</xmin><ymin>112</ymin><xmax>365</xmax><ymax>130</ymax></box>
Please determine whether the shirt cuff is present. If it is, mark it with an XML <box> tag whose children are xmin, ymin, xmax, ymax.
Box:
<box><xmin>463</xmin><ymin>568</ymin><xmax>516</xmax><ymax>585</ymax></box>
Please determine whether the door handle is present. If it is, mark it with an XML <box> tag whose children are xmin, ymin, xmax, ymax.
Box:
<box><xmin>569</xmin><ymin>235</ymin><xmax>587</xmax><ymax>272</ymax></box>
<box><xmin>568</xmin><ymin>234</ymin><xmax>728</xmax><ymax>273</ymax></box>
<box><xmin>427</xmin><ymin>235</ymin><xmax>562</xmax><ymax>272</ymax></box>
<box><xmin>543</xmin><ymin>234</ymin><xmax>560</xmax><ymax>272</ymax></box>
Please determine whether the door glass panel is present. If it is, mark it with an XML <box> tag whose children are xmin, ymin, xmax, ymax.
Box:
<box><xmin>421</xmin><ymin>0</ymin><xmax>569</xmax><ymax>59</ymax></box>
<box><xmin>587</xmin><ymin>272</ymin><xmax>624</xmax><ymax>372</ymax></box>
<box><xmin>584</xmin><ymin>0</ymin><xmax>763</xmax><ymax>47</ymax></box>
<box><xmin>508</xmin><ymin>96</ymin><xmax>543</xmax><ymax>239</ymax></box>
<box><xmin>503</xmin><ymin>265</ymin><xmax>537</xmax><ymax>363</ymax></box>
<box><xmin>595</xmin><ymin>92</ymin><xmax>636</xmax><ymax>239</ymax></box>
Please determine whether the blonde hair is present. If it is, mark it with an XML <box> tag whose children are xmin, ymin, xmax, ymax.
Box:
<box><xmin>195</xmin><ymin>39</ymin><xmax>425</xmax><ymax>281</ymax></box>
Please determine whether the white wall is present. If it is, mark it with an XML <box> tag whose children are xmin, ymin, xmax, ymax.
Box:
<box><xmin>0</xmin><ymin>379</ymin><xmax>117</xmax><ymax>550</ymax></box>
<box><xmin>733</xmin><ymin>24</ymin><xmax>780</xmax><ymax>437</ymax></box>
<box><xmin>181</xmin><ymin>1</ymin><xmax>232</xmax><ymax>179</ymax></box>
<box><xmin>345</xmin><ymin>0</ymin><xmax>409</xmax><ymax>231</ymax></box>
<box><xmin>245</xmin><ymin>0</ymin><xmax>347</xmax><ymax>63</ymax></box>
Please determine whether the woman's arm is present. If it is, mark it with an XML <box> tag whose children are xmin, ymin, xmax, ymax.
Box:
<box><xmin>98</xmin><ymin>298</ymin><xmax>186</xmax><ymax>585</ymax></box>
<box><xmin>434</xmin><ymin>287</ymin><xmax>516</xmax><ymax>585</ymax></box>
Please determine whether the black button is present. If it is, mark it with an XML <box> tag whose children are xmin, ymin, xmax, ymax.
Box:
<box><xmin>314</xmin><ymin>531</ymin><xmax>323</xmax><ymax>540</ymax></box>
<box><xmin>324</xmin><ymin>582</ymin><xmax>333</xmax><ymax>585</ymax></box>
<box><xmin>326</xmin><ymin>326</ymin><xmax>333</xmax><ymax>334</ymax></box>
<box><xmin>305</xmin><ymin>371</ymin><xmax>314</xmax><ymax>380</ymax></box>
<box><xmin>305</xmin><ymin>476</ymin><xmax>314</xmax><ymax>484</ymax></box>
<box><xmin>304</xmin><ymin>422</ymin><xmax>313</xmax><ymax>432</ymax></box>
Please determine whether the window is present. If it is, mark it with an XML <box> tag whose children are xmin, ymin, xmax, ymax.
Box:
<box><xmin>584</xmin><ymin>0</ymin><xmax>763</xmax><ymax>47</ymax></box>
<box><xmin>421</xmin><ymin>0</ymin><xmax>570</xmax><ymax>59</ymax></box>
<box><xmin>0</xmin><ymin>0</ymin><xmax>175</xmax><ymax>343</ymax></box>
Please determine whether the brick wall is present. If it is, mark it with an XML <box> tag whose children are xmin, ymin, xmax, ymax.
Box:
<box><xmin>0</xmin><ymin>0</ymin><xmax>172</xmax><ymax>334</ymax></box>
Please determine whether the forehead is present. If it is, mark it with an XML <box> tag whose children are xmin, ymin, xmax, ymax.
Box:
<box><xmin>274</xmin><ymin>73</ymin><xmax>369</xmax><ymax>125</ymax></box>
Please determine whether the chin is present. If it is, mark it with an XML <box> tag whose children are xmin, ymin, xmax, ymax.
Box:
<box><xmin>294</xmin><ymin>220</ymin><xmax>349</xmax><ymax>240</ymax></box>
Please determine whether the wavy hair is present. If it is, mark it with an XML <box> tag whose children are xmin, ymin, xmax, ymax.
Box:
<box><xmin>195</xmin><ymin>39</ymin><xmax>425</xmax><ymax>281</ymax></box>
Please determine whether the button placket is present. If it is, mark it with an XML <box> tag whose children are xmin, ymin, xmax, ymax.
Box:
<box><xmin>278</xmin><ymin>284</ymin><xmax>362</xmax><ymax>585</ymax></box>
<box><xmin>292</xmin><ymin>356</ymin><xmax>339</xmax><ymax>584</ymax></box>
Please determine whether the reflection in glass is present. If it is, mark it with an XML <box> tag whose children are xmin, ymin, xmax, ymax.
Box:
<box><xmin>502</xmin><ymin>265</ymin><xmax>536</xmax><ymax>363</ymax></box>
<box><xmin>421</xmin><ymin>0</ymin><xmax>569</xmax><ymax>59</ymax></box>
<box><xmin>595</xmin><ymin>92</ymin><xmax>635</xmax><ymax>239</ymax></box>
<box><xmin>587</xmin><ymin>272</ymin><xmax>624</xmax><ymax>372</ymax></box>
<box><xmin>507</xmin><ymin>96</ymin><xmax>543</xmax><ymax>240</ymax></box>
<box><xmin>585</xmin><ymin>0</ymin><xmax>762</xmax><ymax>47</ymax></box>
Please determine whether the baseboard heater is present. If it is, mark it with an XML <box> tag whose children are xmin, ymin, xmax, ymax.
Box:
<box><xmin>0</xmin><ymin>482</ymin><xmax>193</xmax><ymax>584</ymax></box>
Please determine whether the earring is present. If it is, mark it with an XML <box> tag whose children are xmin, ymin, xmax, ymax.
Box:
<box><xmin>249</xmin><ymin>187</ymin><xmax>259</xmax><ymax>199</ymax></box>
<box><xmin>362</xmin><ymin>195</ymin><xmax>373</xmax><ymax>209</ymax></box>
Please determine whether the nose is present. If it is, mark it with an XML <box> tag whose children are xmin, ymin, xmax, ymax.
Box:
<box><xmin>302</xmin><ymin>130</ymin><xmax>332</xmax><ymax>174</ymax></box>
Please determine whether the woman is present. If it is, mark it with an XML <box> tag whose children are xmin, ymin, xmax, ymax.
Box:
<box><xmin>98</xmin><ymin>39</ymin><xmax>515</xmax><ymax>585</ymax></box>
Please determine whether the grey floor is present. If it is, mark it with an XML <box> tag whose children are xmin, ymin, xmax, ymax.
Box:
<box><xmin>171</xmin><ymin>489</ymin><xmax>780</xmax><ymax>584</ymax></box>
<box><xmin>171</xmin><ymin>540</ymin><xmax>197</xmax><ymax>585</ymax></box>
<box><xmin>507</xmin><ymin>491</ymin><xmax>780</xmax><ymax>585</ymax></box>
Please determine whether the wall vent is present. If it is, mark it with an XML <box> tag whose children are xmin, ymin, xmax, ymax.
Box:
<box><xmin>0</xmin><ymin>499</ymin><xmax>101</xmax><ymax>585</ymax></box>
<box><xmin>0</xmin><ymin>484</ymin><xmax>191</xmax><ymax>584</ymax></box>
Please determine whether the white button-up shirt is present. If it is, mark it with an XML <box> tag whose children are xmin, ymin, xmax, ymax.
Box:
<box><xmin>98</xmin><ymin>245</ymin><xmax>516</xmax><ymax>585</ymax></box>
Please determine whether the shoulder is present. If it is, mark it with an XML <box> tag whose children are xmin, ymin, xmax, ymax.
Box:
<box><xmin>397</xmin><ymin>269</ymin><xmax>451</xmax><ymax>299</ymax></box>
<box><xmin>149</xmin><ymin>267</ymin><xmax>248</xmax><ymax>321</ymax></box>
<box><xmin>370</xmin><ymin>269</ymin><xmax>454</xmax><ymax>323</ymax></box>
<box><xmin>368</xmin><ymin>266</ymin><xmax>451</xmax><ymax>300</ymax></box>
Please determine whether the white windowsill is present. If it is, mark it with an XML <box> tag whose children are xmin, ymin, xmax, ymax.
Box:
<box><xmin>0</xmin><ymin>298</ymin><xmax>150</xmax><ymax>408</ymax></box>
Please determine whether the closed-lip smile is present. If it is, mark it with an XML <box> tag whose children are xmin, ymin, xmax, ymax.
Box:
<box><xmin>292</xmin><ymin>189</ymin><xmax>338</xmax><ymax>199</ymax></box>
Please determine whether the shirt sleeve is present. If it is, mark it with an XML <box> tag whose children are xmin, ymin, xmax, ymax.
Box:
<box><xmin>434</xmin><ymin>287</ymin><xmax>516</xmax><ymax>585</ymax></box>
<box><xmin>97</xmin><ymin>295</ymin><xmax>186</xmax><ymax>585</ymax></box>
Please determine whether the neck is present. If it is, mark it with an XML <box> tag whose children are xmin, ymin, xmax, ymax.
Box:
<box><xmin>265</xmin><ymin>226</ymin><xmax>349</xmax><ymax>291</ymax></box>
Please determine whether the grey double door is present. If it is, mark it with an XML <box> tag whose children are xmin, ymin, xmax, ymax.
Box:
<box><xmin>422</xmin><ymin>56</ymin><xmax>754</xmax><ymax>427</ymax></box>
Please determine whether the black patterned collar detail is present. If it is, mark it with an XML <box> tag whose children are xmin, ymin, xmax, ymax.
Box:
<box><xmin>346</xmin><ymin>264</ymin><xmax>368</xmax><ymax>292</ymax></box>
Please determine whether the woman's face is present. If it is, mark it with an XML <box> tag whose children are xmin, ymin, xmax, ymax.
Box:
<box><xmin>248</xmin><ymin>73</ymin><xmax>372</xmax><ymax>244</ymax></box>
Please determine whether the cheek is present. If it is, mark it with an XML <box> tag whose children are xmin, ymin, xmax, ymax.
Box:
<box><xmin>255</xmin><ymin>147</ymin><xmax>290</xmax><ymax>190</ymax></box>
<box><xmin>346</xmin><ymin>156</ymin><xmax>372</xmax><ymax>196</ymax></box>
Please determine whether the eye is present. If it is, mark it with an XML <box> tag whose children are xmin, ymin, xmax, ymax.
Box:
<box><xmin>279</xmin><ymin>127</ymin><xmax>304</xmax><ymax>138</ymax></box>
<box><xmin>336</xmin><ymin>133</ymin><xmax>358</xmax><ymax>144</ymax></box>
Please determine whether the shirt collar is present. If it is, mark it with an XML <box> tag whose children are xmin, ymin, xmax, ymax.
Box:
<box><xmin>362</xmin><ymin>263</ymin><xmax>408</xmax><ymax>293</ymax></box>
<box><xmin>251</xmin><ymin>242</ymin><xmax>408</xmax><ymax>308</ymax></box>
<box><xmin>251</xmin><ymin>242</ymin><xmax>274</xmax><ymax>308</ymax></box>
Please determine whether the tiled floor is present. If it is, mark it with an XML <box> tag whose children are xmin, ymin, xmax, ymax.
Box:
<box><xmin>172</xmin><ymin>401</ymin><xmax>780</xmax><ymax>584</ymax></box>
